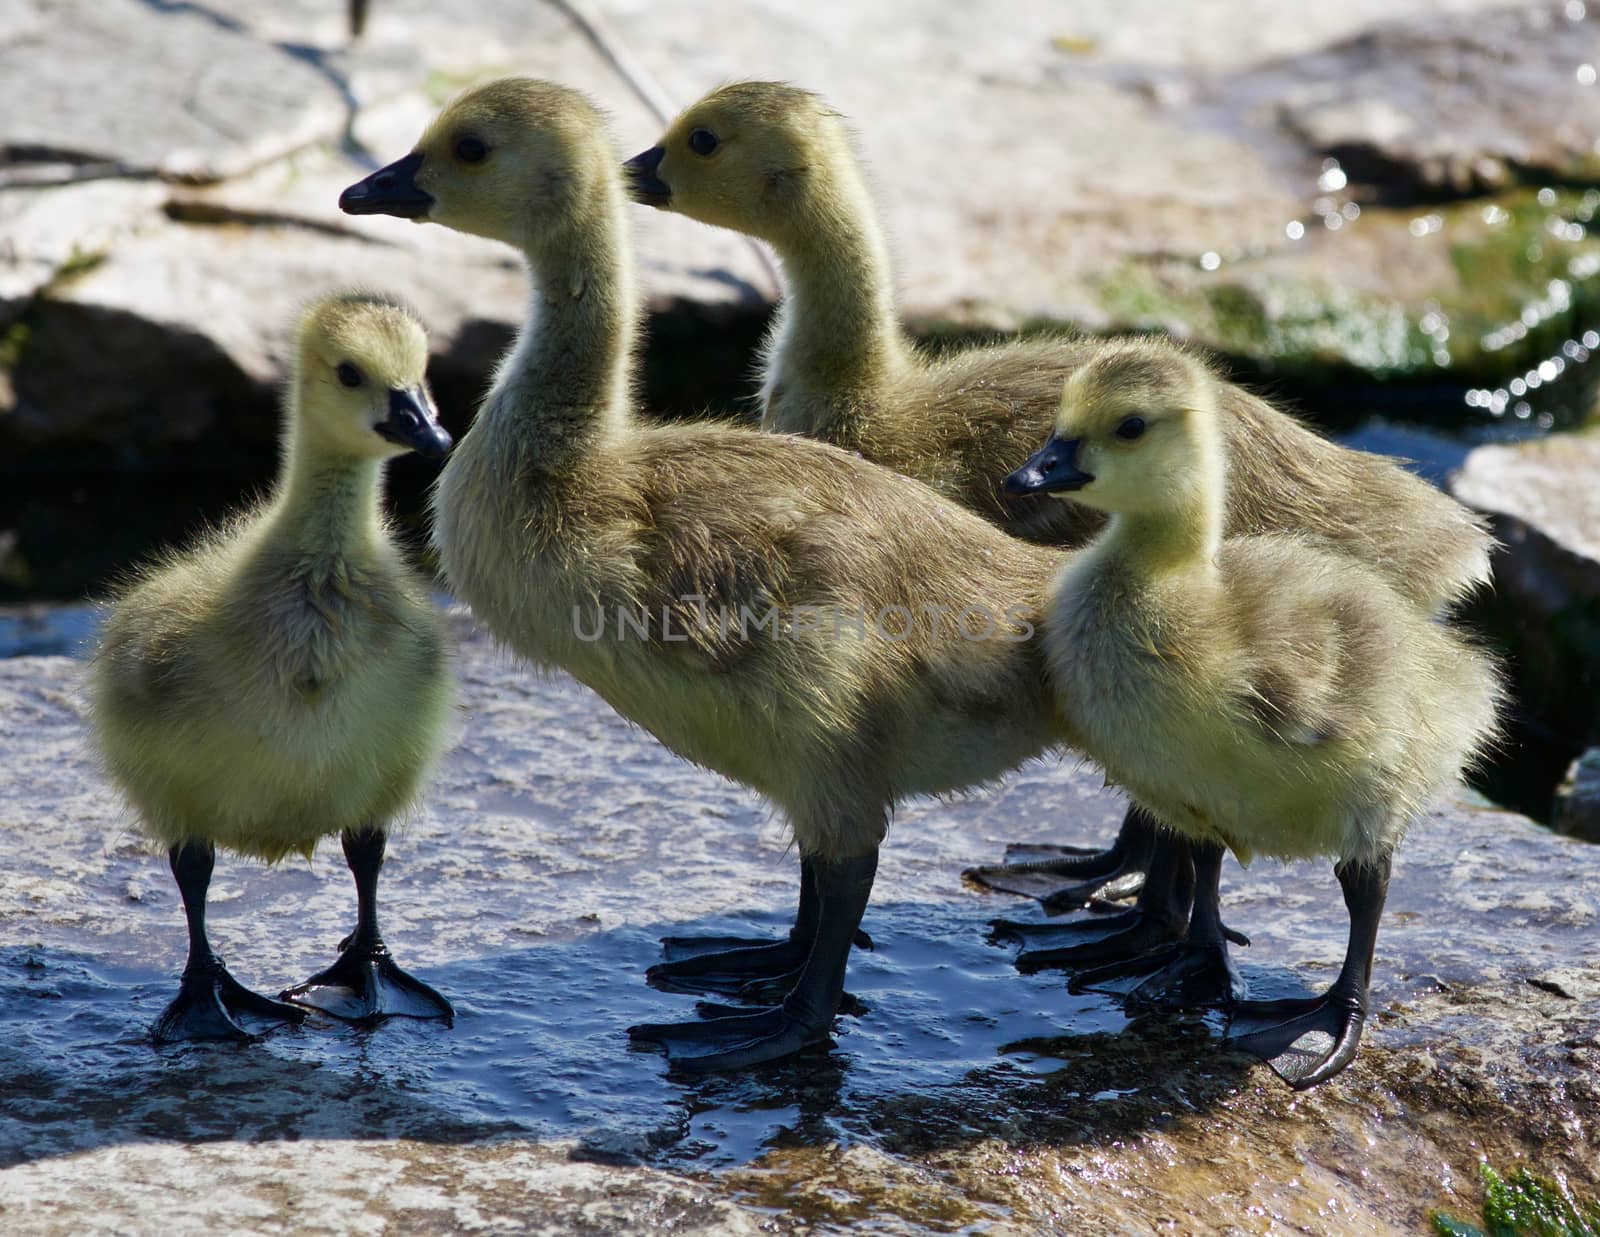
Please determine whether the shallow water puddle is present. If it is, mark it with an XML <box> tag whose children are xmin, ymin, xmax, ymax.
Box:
<box><xmin>0</xmin><ymin>885</ymin><xmax>1135</xmax><ymax>1171</ymax></box>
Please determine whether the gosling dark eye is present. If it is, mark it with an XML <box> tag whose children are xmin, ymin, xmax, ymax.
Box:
<box><xmin>336</xmin><ymin>363</ymin><xmax>363</xmax><ymax>389</ymax></box>
<box><xmin>1114</xmin><ymin>416</ymin><xmax>1147</xmax><ymax>441</ymax></box>
<box><xmin>454</xmin><ymin>135</ymin><xmax>488</xmax><ymax>164</ymax></box>
<box><xmin>688</xmin><ymin>128</ymin><xmax>719</xmax><ymax>157</ymax></box>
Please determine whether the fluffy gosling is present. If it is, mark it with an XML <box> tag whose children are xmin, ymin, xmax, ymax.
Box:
<box><xmin>90</xmin><ymin>293</ymin><xmax>455</xmax><ymax>1042</ymax></box>
<box><xmin>1005</xmin><ymin>340</ymin><xmax>1502</xmax><ymax>1087</ymax></box>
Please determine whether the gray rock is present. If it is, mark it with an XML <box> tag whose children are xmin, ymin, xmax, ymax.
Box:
<box><xmin>1452</xmin><ymin>428</ymin><xmax>1600</xmax><ymax>571</ymax></box>
<box><xmin>1271</xmin><ymin>3</ymin><xmax>1600</xmax><ymax>196</ymax></box>
<box><xmin>0</xmin><ymin>0</ymin><xmax>357</xmax><ymax>183</ymax></box>
<box><xmin>0</xmin><ymin>181</ymin><xmax>164</xmax><ymax>312</ymax></box>
<box><xmin>1450</xmin><ymin>428</ymin><xmax>1600</xmax><ymax>752</ymax></box>
<box><xmin>0</xmin><ymin>614</ymin><xmax>1595</xmax><ymax>1232</ymax></box>
<box><xmin>1557</xmin><ymin>747</ymin><xmax>1600</xmax><ymax>842</ymax></box>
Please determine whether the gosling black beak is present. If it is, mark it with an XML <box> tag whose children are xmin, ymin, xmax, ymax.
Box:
<box><xmin>339</xmin><ymin>151</ymin><xmax>433</xmax><ymax>219</ymax></box>
<box><xmin>623</xmin><ymin>146</ymin><xmax>671</xmax><ymax>207</ymax></box>
<box><xmin>376</xmin><ymin>388</ymin><xmax>452</xmax><ymax>459</ymax></box>
<box><xmin>1004</xmin><ymin>435</ymin><xmax>1094</xmax><ymax>496</ymax></box>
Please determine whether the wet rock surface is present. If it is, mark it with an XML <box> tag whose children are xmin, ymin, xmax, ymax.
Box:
<box><xmin>1</xmin><ymin>615</ymin><xmax>1596</xmax><ymax>1233</ymax></box>
<box><xmin>1268</xmin><ymin>3</ymin><xmax>1600</xmax><ymax>197</ymax></box>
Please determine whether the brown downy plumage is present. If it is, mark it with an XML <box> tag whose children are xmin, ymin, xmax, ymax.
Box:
<box><xmin>1005</xmin><ymin>338</ymin><xmax>1503</xmax><ymax>1088</ymax></box>
<box><xmin>339</xmin><ymin>77</ymin><xmax>1070</xmax><ymax>1072</ymax></box>
<box><xmin>90</xmin><ymin>293</ymin><xmax>457</xmax><ymax>1042</ymax></box>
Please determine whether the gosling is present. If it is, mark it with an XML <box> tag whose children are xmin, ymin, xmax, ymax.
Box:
<box><xmin>339</xmin><ymin>77</ymin><xmax>1067</xmax><ymax>1071</ymax></box>
<box><xmin>90</xmin><ymin>293</ymin><xmax>456</xmax><ymax>1042</ymax></box>
<box><xmin>1005</xmin><ymin>340</ymin><xmax>1501</xmax><ymax>1088</ymax></box>
<box><xmin>623</xmin><ymin>81</ymin><xmax>1494</xmax><ymax>926</ymax></box>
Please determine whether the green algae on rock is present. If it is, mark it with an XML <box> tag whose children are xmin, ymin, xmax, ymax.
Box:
<box><xmin>1096</xmin><ymin>188</ymin><xmax>1600</xmax><ymax>424</ymax></box>
<box><xmin>1433</xmin><ymin>1162</ymin><xmax>1600</xmax><ymax>1237</ymax></box>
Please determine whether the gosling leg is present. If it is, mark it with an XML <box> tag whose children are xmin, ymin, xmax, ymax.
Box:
<box><xmin>281</xmin><ymin>826</ymin><xmax>453</xmax><ymax>1023</ymax></box>
<box><xmin>1225</xmin><ymin>854</ymin><xmax>1390</xmax><ymax>1089</ymax></box>
<box><xmin>964</xmin><ymin>805</ymin><xmax>1156</xmax><ymax>909</ymax></box>
<box><xmin>1068</xmin><ymin>839</ymin><xmax>1247</xmax><ymax>1008</ymax></box>
<box><xmin>649</xmin><ymin>855</ymin><xmax>871</xmax><ymax>1000</ymax></box>
<box><xmin>629</xmin><ymin>849</ymin><xmax>878</xmax><ymax>1071</ymax></box>
<box><xmin>152</xmin><ymin>841</ymin><xmax>306</xmax><ymax>1043</ymax></box>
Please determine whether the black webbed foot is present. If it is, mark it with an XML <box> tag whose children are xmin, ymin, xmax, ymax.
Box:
<box><xmin>1225</xmin><ymin>988</ymin><xmax>1368</xmax><ymax>1089</ymax></box>
<box><xmin>964</xmin><ymin>843</ymin><xmax>1147</xmax><ymax>908</ymax></box>
<box><xmin>281</xmin><ymin>944</ymin><xmax>453</xmax><ymax>1023</ymax></box>
<box><xmin>1223</xmin><ymin>854</ymin><xmax>1390</xmax><ymax>1089</ymax></box>
<box><xmin>1005</xmin><ymin>908</ymin><xmax>1185</xmax><ymax>973</ymax></box>
<box><xmin>1070</xmin><ymin>939</ymin><xmax>1246</xmax><ymax>1009</ymax></box>
<box><xmin>648</xmin><ymin>939</ymin><xmax>809</xmax><ymax>998</ymax></box>
<box><xmin>628</xmin><ymin>1003</ymin><xmax>831</xmax><ymax>1071</ymax></box>
<box><xmin>636</xmin><ymin>850</ymin><xmax>878</xmax><ymax>1072</ymax></box>
<box><xmin>285</xmin><ymin>828</ymin><xmax>452</xmax><ymax>1023</ymax></box>
<box><xmin>650</xmin><ymin>924</ymin><xmax>869</xmax><ymax>999</ymax></box>
<box><xmin>659</xmin><ymin>927</ymin><xmax>872</xmax><ymax>961</ymax></box>
<box><xmin>153</xmin><ymin>959</ymin><xmax>306</xmax><ymax>1044</ymax></box>
<box><xmin>991</xmin><ymin>904</ymin><xmax>1124</xmax><ymax>945</ymax></box>
<box><xmin>964</xmin><ymin>808</ymin><xmax>1160</xmax><ymax>910</ymax></box>
<box><xmin>993</xmin><ymin>831</ymin><xmax>1243</xmax><ymax>975</ymax></box>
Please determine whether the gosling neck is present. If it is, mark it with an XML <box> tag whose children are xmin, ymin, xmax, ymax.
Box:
<box><xmin>491</xmin><ymin>194</ymin><xmax>637</xmax><ymax>465</ymax></box>
<box><xmin>763</xmin><ymin>159</ymin><xmax>910</xmax><ymax>428</ymax></box>
<box><xmin>271</xmin><ymin>403</ymin><xmax>386</xmax><ymax>563</ymax></box>
<box><xmin>1100</xmin><ymin>444</ymin><xmax>1226</xmax><ymax>578</ymax></box>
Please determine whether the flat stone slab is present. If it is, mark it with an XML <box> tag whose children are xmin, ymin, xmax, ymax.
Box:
<box><xmin>0</xmin><ymin>0</ymin><xmax>362</xmax><ymax>182</ymax></box>
<box><xmin>1453</xmin><ymin>427</ymin><xmax>1600</xmax><ymax>569</ymax></box>
<box><xmin>1</xmin><ymin>613</ymin><xmax>1596</xmax><ymax>1232</ymax></box>
<box><xmin>8</xmin><ymin>0</ymin><xmax>1600</xmax><ymax>472</ymax></box>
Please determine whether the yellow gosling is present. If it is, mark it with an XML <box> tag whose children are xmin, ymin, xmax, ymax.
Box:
<box><xmin>90</xmin><ymin>293</ymin><xmax>456</xmax><ymax>1042</ymax></box>
<box><xmin>1005</xmin><ymin>339</ymin><xmax>1502</xmax><ymax>1088</ymax></box>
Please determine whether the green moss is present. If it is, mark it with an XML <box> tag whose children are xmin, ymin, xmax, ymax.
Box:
<box><xmin>1095</xmin><ymin>186</ymin><xmax>1600</xmax><ymax>421</ymax></box>
<box><xmin>1204</xmin><ymin>283</ymin><xmax>1269</xmax><ymax>347</ymax></box>
<box><xmin>1433</xmin><ymin>1164</ymin><xmax>1600</xmax><ymax>1237</ymax></box>
<box><xmin>51</xmin><ymin>246</ymin><xmax>106</xmax><ymax>288</ymax></box>
<box><xmin>1097</xmin><ymin>260</ymin><xmax>1430</xmax><ymax>377</ymax></box>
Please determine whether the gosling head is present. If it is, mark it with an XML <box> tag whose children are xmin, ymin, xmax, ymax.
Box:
<box><xmin>1004</xmin><ymin>343</ymin><xmax>1218</xmax><ymax>515</ymax></box>
<box><xmin>622</xmin><ymin>81</ymin><xmax>847</xmax><ymax>240</ymax></box>
<box><xmin>339</xmin><ymin>77</ymin><xmax>616</xmax><ymax>251</ymax></box>
<box><xmin>294</xmin><ymin>293</ymin><xmax>451</xmax><ymax>461</ymax></box>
